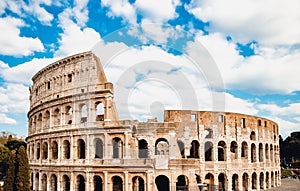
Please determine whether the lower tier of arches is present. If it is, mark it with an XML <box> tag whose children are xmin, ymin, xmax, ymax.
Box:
<box><xmin>30</xmin><ymin>168</ymin><xmax>281</xmax><ymax>191</ymax></box>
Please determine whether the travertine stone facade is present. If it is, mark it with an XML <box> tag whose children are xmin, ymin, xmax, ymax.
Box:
<box><xmin>26</xmin><ymin>51</ymin><xmax>281</xmax><ymax>191</ymax></box>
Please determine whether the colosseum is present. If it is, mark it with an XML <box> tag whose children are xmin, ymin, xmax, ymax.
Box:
<box><xmin>26</xmin><ymin>51</ymin><xmax>281</xmax><ymax>191</ymax></box>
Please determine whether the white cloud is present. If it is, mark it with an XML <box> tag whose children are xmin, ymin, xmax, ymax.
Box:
<box><xmin>0</xmin><ymin>17</ymin><xmax>44</xmax><ymax>56</ymax></box>
<box><xmin>135</xmin><ymin>0</ymin><xmax>180</xmax><ymax>23</ymax></box>
<box><xmin>101</xmin><ymin>0</ymin><xmax>136</xmax><ymax>24</ymax></box>
<box><xmin>190</xmin><ymin>32</ymin><xmax>300</xmax><ymax>94</ymax></box>
<box><xmin>0</xmin><ymin>113</ymin><xmax>17</xmax><ymax>124</ymax></box>
<box><xmin>186</xmin><ymin>0</ymin><xmax>300</xmax><ymax>46</ymax></box>
<box><xmin>258</xmin><ymin>103</ymin><xmax>300</xmax><ymax>117</ymax></box>
<box><xmin>0</xmin><ymin>58</ymin><xmax>57</xmax><ymax>85</ymax></box>
<box><xmin>55</xmin><ymin>22</ymin><xmax>101</xmax><ymax>57</ymax></box>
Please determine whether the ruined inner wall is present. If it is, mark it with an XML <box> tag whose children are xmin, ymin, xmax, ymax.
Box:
<box><xmin>26</xmin><ymin>52</ymin><xmax>281</xmax><ymax>191</ymax></box>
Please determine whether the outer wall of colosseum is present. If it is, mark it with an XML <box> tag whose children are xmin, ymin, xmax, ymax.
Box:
<box><xmin>26</xmin><ymin>51</ymin><xmax>281</xmax><ymax>191</ymax></box>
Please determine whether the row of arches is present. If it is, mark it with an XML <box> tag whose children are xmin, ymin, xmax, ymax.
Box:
<box><xmin>29</xmin><ymin>102</ymin><xmax>105</xmax><ymax>133</ymax></box>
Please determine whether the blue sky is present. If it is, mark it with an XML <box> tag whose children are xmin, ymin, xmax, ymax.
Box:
<box><xmin>0</xmin><ymin>0</ymin><xmax>300</xmax><ymax>139</ymax></box>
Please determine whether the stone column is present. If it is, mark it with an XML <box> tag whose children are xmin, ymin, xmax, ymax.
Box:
<box><xmin>104</xmin><ymin>171</ymin><xmax>108</xmax><ymax>191</ymax></box>
<box><xmin>146</xmin><ymin>171</ymin><xmax>151</xmax><ymax>191</ymax></box>
<box><xmin>124</xmin><ymin>171</ymin><xmax>129</xmax><ymax>191</ymax></box>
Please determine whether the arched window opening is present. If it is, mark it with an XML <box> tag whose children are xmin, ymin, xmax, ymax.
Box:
<box><xmin>155</xmin><ymin>138</ymin><xmax>169</xmax><ymax>155</ymax></box>
<box><xmin>252</xmin><ymin>173</ymin><xmax>257</xmax><ymax>190</ymax></box>
<box><xmin>67</xmin><ymin>74</ymin><xmax>72</xmax><ymax>83</ymax></box>
<box><xmin>51</xmin><ymin>174</ymin><xmax>58</xmax><ymax>191</ymax></box>
<box><xmin>78</xmin><ymin>139</ymin><xmax>85</xmax><ymax>159</ymax></box>
<box><xmin>132</xmin><ymin>176</ymin><xmax>144</xmax><ymax>191</ymax></box>
<box><xmin>37</xmin><ymin>113</ymin><xmax>43</xmax><ymax>130</ymax></box>
<box><xmin>44</xmin><ymin>110</ymin><xmax>50</xmax><ymax>128</ymax></box>
<box><xmin>177</xmin><ymin>140</ymin><xmax>185</xmax><ymax>158</ymax></box>
<box><xmin>52</xmin><ymin>141</ymin><xmax>58</xmax><ymax>159</ymax></box>
<box><xmin>204</xmin><ymin>173</ymin><xmax>214</xmax><ymax>190</ymax></box>
<box><xmin>218</xmin><ymin>173</ymin><xmax>226</xmax><ymax>191</ymax></box>
<box><xmin>53</xmin><ymin>108</ymin><xmax>60</xmax><ymax>126</ymax></box>
<box><xmin>30</xmin><ymin>173</ymin><xmax>34</xmax><ymax>190</ymax></box>
<box><xmin>113</xmin><ymin>137</ymin><xmax>123</xmax><ymax>158</ymax></box>
<box><xmin>63</xmin><ymin>140</ymin><xmax>71</xmax><ymax>159</ymax></box>
<box><xmin>205</xmin><ymin>128</ymin><xmax>213</xmax><ymax>138</ymax></box>
<box><xmin>205</xmin><ymin>142</ymin><xmax>213</xmax><ymax>161</ymax></box>
<box><xmin>155</xmin><ymin>175</ymin><xmax>170</xmax><ymax>191</ymax></box>
<box><xmin>42</xmin><ymin>142</ymin><xmax>48</xmax><ymax>159</ymax></box>
<box><xmin>77</xmin><ymin>175</ymin><xmax>85</xmax><ymax>191</ymax></box>
<box><xmin>251</xmin><ymin>143</ymin><xmax>256</xmax><ymax>163</ymax></box>
<box><xmin>37</xmin><ymin>142</ymin><xmax>40</xmax><ymax>159</ymax></box>
<box><xmin>112</xmin><ymin>176</ymin><xmax>123</xmax><ymax>191</ymax></box>
<box><xmin>218</xmin><ymin>141</ymin><xmax>226</xmax><ymax>161</ymax></box>
<box><xmin>66</xmin><ymin>106</ymin><xmax>73</xmax><ymax>124</ymax></box>
<box><xmin>189</xmin><ymin>140</ymin><xmax>200</xmax><ymax>158</ymax></box>
<box><xmin>270</xmin><ymin>144</ymin><xmax>274</xmax><ymax>161</ymax></box>
<box><xmin>266</xmin><ymin>172</ymin><xmax>269</xmax><ymax>189</ymax></box>
<box><xmin>271</xmin><ymin>172</ymin><xmax>274</xmax><ymax>187</ymax></box>
<box><xmin>176</xmin><ymin>175</ymin><xmax>188</xmax><ymax>191</ymax></box>
<box><xmin>80</xmin><ymin>104</ymin><xmax>87</xmax><ymax>123</ymax></box>
<box><xmin>94</xmin><ymin>176</ymin><xmax>103</xmax><ymax>191</ymax></box>
<box><xmin>96</xmin><ymin>102</ymin><xmax>104</xmax><ymax>121</ymax></box>
<box><xmin>232</xmin><ymin>174</ymin><xmax>238</xmax><ymax>191</ymax></box>
<box><xmin>230</xmin><ymin>141</ymin><xmax>238</xmax><ymax>160</ymax></box>
<box><xmin>41</xmin><ymin>174</ymin><xmax>47</xmax><ymax>191</ymax></box>
<box><xmin>241</xmin><ymin>141</ymin><xmax>248</xmax><ymax>158</ymax></box>
<box><xmin>138</xmin><ymin>139</ymin><xmax>148</xmax><ymax>158</ymax></box>
<box><xmin>95</xmin><ymin>138</ymin><xmax>104</xmax><ymax>159</ymax></box>
<box><xmin>30</xmin><ymin>143</ymin><xmax>35</xmax><ymax>160</ymax></box>
<box><xmin>258</xmin><ymin>119</ymin><xmax>261</xmax><ymax>126</ymax></box>
<box><xmin>250</xmin><ymin>131</ymin><xmax>256</xmax><ymax>141</ymax></box>
<box><xmin>242</xmin><ymin>173</ymin><xmax>249</xmax><ymax>191</ymax></box>
<box><xmin>63</xmin><ymin>175</ymin><xmax>71</xmax><ymax>191</ymax></box>
<box><xmin>259</xmin><ymin>172</ymin><xmax>264</xmax><ymax>189</ymax></box>
<box><xmin>259</xmin><ymin>143</ymin><xmax>263</xmax><ymax>162</ymax></box>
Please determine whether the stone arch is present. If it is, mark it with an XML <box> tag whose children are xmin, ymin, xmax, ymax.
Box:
<box><xmin>271</xmin><ymin>171</ymin><xmax>274</xmax><ymax>187</ymax></box>
<box><xmin>205</xmin><ymin>141</ymin><xmax>213</xmax><ymax>161</ymax></box>
<box><xmin>265</xmin><ymin>144</ymin><xmax>269</xmax><ymax>160</ymax></box>
<box><xmin>189</xmin><ymin>140</ymin><xmax>200</xmax><ymax>158</ymax></box>
<box><xmin>241</xmin><ymin>141</ymin><xmax>248</xmax><ymax>158</ymax></box>
<box><xmin>259</xmin><ymin>172</ymin><xmax>264</xmax><ymax>189</ymax></box>
<box><xmin>50</xmin><ymin>174</ymin><xmax>58</xmax><ymax>191</ymax></box>
<box><xmin>41</xmin><ymin>173</ymin><xmax>47</xmax><ymax>191</ymax></box>
<box><xmin>230</xmin><ymin>141</ymin><xmax>238</xmax><ymax>160</ymax></box>
<box><xmin>65</xmin><ymin>106</ymin><xmax>73</xmax><ymax>124</ymax></box>
<box><xmin>252</xmin><ymin>172</ymin><xmax>257</xmax><ymax>190</ymax></box>
<box><xmin>80</xmin><ymin>104</ymin><xmax>87</xmax><ymax>123</ymax></box>
<box><xmin>42</xmin><ymin>141</ymin><xmax>48</xmax><ymax>159</ymax></box>
<box><xmin>177</xmin><ymin>140</ymin><xmax>185</xmax><ymax>158</ymax></box>
<box><xmin>44</xmin><ymin>110</ymin><xmax>50</xmax><ymax>128</ymax></box>
<box><xmin>37</xmin><ymin>113</ymin><xmax>43</xmax><ymax>131</ymax></box>
<box><xmin>250</xmin><ymin>131</ymin><xmax>256</xmax><ymax>141</ymax></box>
<box><xmin>232</xmin><ymin>174</ymin><xmax>239</xmax><ymax>191</ymax></box>
<box><xmin>138</xmin><ymin>139</ymin><xmax>148</xmax><ymax>158</ymax></box>
<box><xmin>95</xmin><ymin>138</ymin><xmax>104</xmax><ymax>159</ymax></box>
<box><xmin>53</xmin><ymin>108</ymin><xmax>60</xmax><ymax>126</ymax></box>
<box><xmin>155</xmin><ymin>138</ymin><xmax>169</xmax><ymax>155</ymax></box>
<box><xmin>155</xmin><ymin>175</ymin><xmax>170</xmax><ymax>191</ymax></box>
<box><xmin>30</xmin><ymin>143</ymin><xmax>35</xmax><ymax>160</ymax></box>
<box><xmin>51</xmin><ymin>141</ymin><xmax>58</xmax><ymax>159</ymax></box>
<box><xmin>259</xmin><ymin>143</ymin><xmax>263</xmax><ymax>162</ymax></box>
<box><xmin>62</xmin><ymin>175</ymin><xmax>71</xmax><ymax>191</ymax></box>
<box><xmin>251</xmin><ymin>143</ymin><xmax>256</xmax><ymax>162</ymax></box>
<box><xmin>35</xmin><ymin>172</ymin><xmax>39</xmax><ymax>190</ymax></box>
<box><xmin>242</xmin><ymin>173</ymin><xmax>249</xmax><ymax>191</ymax></box>
<box><xmin>270</xmin><ymin>144</ymin><xmax>274</xmax><ymax>161</ymax></box>
<box><xmin>77</xmin><ymin>174</ymin><xmax>85</xmax><ymax>191</ymax></box>
<box><xmin>266</xmin><ymin>171</ymin><xmax>270</xmax><ymax>188</ymax></box>
<box><xmin>176</xmin><ymin>175</ymin><xmax>188</xmax><ymax>191</ymax></box>
<box><xmin>95</xmin><ymin>102</ymin><xmax>105</xmax><ymax>121</ymax></box>
<box><xmin>63</xmin><ymin>140</ymin><xmax>71</xmax><ymax>159</ymax></box>
<box><xmin>218</xmin><ymin>173</ymin><xmax>226</xmax><ymax>191</ymax></box>
<box><xmin>132</xmin><ymin>176</ymin><xmax>144</xmax><ymax>191</ymax></box>
<box><xmin>113</xmin><ymin>137</ymin><xmax>123</xmax><ymax>158</ymax></box>
<box><xmin>218</xmin><ymin>141</ymin><xmax>226</xmax><ymax>161</ymax></box>
<box><xmin>78</xmin><ymin>139</ymin><xmax>86</xmax><ymax>159</ymax></box>
<box><xmin>36</xmin><ymin>142</ymin><xmax>40</xmax><ymax>159</ymax></box>
<box><xmin>204</xmin><ymin>173</ymin><xmax>214</xmax><ymax>190</ymax></box>
<box><xmin>112</xmin><ymin>175</ymin><xmax>123</xmax><ymax>191</ymax></box>
<box><xmin>94</xmin><ymin>175</ymin><xmax>103</xmax><ymax>191</ymax></box>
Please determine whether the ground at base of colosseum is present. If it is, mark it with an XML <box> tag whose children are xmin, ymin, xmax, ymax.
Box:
<box><xmin>268</xmin><ymin>178</ymin><xmax>300</xmax><ymax>191</ymax></box>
